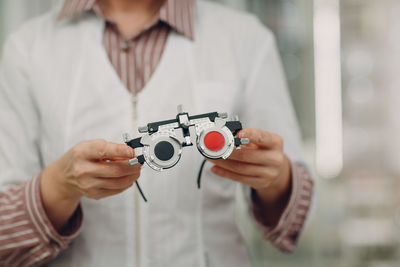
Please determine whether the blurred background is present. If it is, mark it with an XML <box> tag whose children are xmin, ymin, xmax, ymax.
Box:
<box><xmin>1</xmin><ymin>0</ymin><xmax>400</xmax><ymax>266</ymax></box>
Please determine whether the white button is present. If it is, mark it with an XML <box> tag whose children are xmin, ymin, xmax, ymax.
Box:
<box><xmin>121</xmin><ymin>41</ymin><xmax>130</xmax><ymax>51</ymax></box>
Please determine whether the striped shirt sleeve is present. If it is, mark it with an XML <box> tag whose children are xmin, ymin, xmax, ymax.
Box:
<box><xmin>0</xmin><ymin>175</ymin><xmax>83</xmax><ymax>266</ymax></box>
<box><xmin>251</xmin><ymin>162</ymin><xmax>314</xmax><ymax>252</ymax></box>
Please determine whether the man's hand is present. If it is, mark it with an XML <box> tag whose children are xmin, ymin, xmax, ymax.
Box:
<box><xmin>41</xmin><ymin>139</ymin><xmax>141</xmax><ymax>231</ymax></box>
<box><xmin>207</xmin><ymin>128</ymin><xmax>292</xmax><ymax>226</ymax></box>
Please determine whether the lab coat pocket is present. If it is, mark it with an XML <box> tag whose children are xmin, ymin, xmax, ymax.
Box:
<box><xmin>194</xmin><ymin>81</ymin><xmax>239</xmax><ymax>114</ymax></box>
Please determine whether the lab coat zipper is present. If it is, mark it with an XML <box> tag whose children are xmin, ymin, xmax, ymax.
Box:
<box><xmin>132</xmin><ymin>94</ymin><xmax>141</xmax><ymax>267</ymax></box>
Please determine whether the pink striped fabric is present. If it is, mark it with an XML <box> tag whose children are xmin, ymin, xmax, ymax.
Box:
<box><xmin>58</xmin><ymin>0</ymin><xmax>195</xmax><ymax>94</ymax></box>
<box><xmin>252</xmin><ymin>163</ymin><xmax>314</xmax><ymax>252</ymax></box>
<box><xmin>0</xmin><ymin>1</ymin><xmax>314</xmax><ymax>264</ymax></box>
<box><xmin>0</xmin><ymin>175</ymin><xmax>82</xmax><ymax>267</ymax></box>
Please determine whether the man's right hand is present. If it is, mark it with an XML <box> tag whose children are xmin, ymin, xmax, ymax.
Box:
<box><xmin>40</xmin><ymin>139</ymin><xmax>141</xmax><ymax>232</ymax></box>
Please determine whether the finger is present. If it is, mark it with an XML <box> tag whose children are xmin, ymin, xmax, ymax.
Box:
<box><xmin>208</xmin><ymin>158</ymin><xmax>268</xmax><ymax>177</ymax></box>
<box><xmin>78</xmin><ymin>139</ymin><xmax>134</xmax><ymax>160</ymax></box>
<box><xmin>78</xmin><ymin>175</ymin><xmax>138</xmax><ymax>192</ymax></box>
<box><xmin>103</xmin><ymin>157</ymin><xmax>133</xmax><ymax>162</ymax></box>
<box><xmin>238</xmin><ymin>129</ymin><xmax>283</xmax><ymax>149</ymax></box>
<box><xmin>95</xmin><ymin>175</ymin><xmax>138</xmax><ymax>190</ymax></box>
<box><xmin>228</xmin><ymin>149</ymin><xmax>285</xmax><ymax>167</ymax></box>
<box><xmin>86</xmin><ymin>188</ymin><xmax>128</xmax><ymax>200</ymax></box>
<box><xmin>84</xmin><ymin>160</ymin><xmax>141</xmax><ymax>178</ymax></box>
<box><xmin>210</xmin><ymin>165</ymin><xmax>263</xmax><ymax>186</ymax></box>
<box><xmin>238</xmin><ymin>143</ymin><xmax>259</xmax><ymax>150</ymax></box>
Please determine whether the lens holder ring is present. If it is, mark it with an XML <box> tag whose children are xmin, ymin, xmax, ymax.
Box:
<box><xmin>196</xmin><ymin>125</ymin><xmax>234</xmax><ymax>159</ymax></box>
<box><xmin>142</xmin><ymin>131</ymin><xmax>183</xmax><ymax>171</ymax></box>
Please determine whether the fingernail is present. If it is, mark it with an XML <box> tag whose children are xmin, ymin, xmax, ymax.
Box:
<box><xmin>238</xmin><ymin>132</ymin><xmax>245</xmax><ymax>138</ymax></box>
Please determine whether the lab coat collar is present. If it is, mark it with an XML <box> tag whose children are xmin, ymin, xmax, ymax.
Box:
<box><xmin>57</xmin><ymin>0</ymin><xmax>196</xmax><ymax>40</ymax></box>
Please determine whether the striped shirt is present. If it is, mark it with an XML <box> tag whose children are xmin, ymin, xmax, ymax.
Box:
<box><xmin>0</xmin><ymin>0</ymin><xmax>314</xmax><ymax>265</ymax></box>
<box><xmin>0</xmin><ymin>176</ymin><xmax>82</xmax><ymax>266</ymax></box>
<box><xmin>58</xmin><ymin>0</ymin><xmax>195</xmax><ymax>94</ymax></box>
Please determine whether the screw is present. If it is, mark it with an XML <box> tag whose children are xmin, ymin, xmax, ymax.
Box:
<box><xmin>177</xmin><ymin>104</ymin><xmax>185</xmax><ymax>114</ymax></box>
<box><xmin>123</xmin><ymin>133</ymin><xmax>130</xmax><ymax>143</ymax></box>
<box><xmin>128</xmin><ymin>158</ymin><xmax>139</xmax><ymax>166</ymax></box>
<box><xmin>218</xmin><ymin>112</ymin><xmax>228</xmax><ymax>119</ymax></box>
<box><xmin>138</xmin><ymin>126</ymin><xmax>148</xmax><ymax>133</ymax></box>
<box><xmin>240</xmin><ymin>138</ymin><xmax>250</xmax><ymax>145</ymax></box>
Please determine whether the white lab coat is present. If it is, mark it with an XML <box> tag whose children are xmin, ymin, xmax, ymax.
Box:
<box><xmin>0</xmin><ymin>1</ymin><xmax>305</xmax><ymax>266</ymax></box>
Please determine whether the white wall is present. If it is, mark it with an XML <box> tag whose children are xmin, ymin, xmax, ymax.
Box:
<box><xmin>0</xmin><ymin>0</ymin><xmax>60</xmax><ymax>45</ymax></box>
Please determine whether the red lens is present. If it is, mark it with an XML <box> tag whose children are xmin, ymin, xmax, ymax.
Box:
<box><xmin>204</xmin><ymin>131</ymin><xmax>225</xmax><ymax>152</ymax></box>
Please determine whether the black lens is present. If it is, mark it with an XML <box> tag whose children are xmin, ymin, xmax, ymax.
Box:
<box><xmin>154</xmin><ymin>141</ymin><xmax>175</xmax><ymax>161</ymax></box>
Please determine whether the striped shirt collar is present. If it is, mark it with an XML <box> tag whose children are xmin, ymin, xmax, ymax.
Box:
<box><xmin>58</xmin><ymin>0</ymin><xmax>195</xmax><ymax>40</ymax></box>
